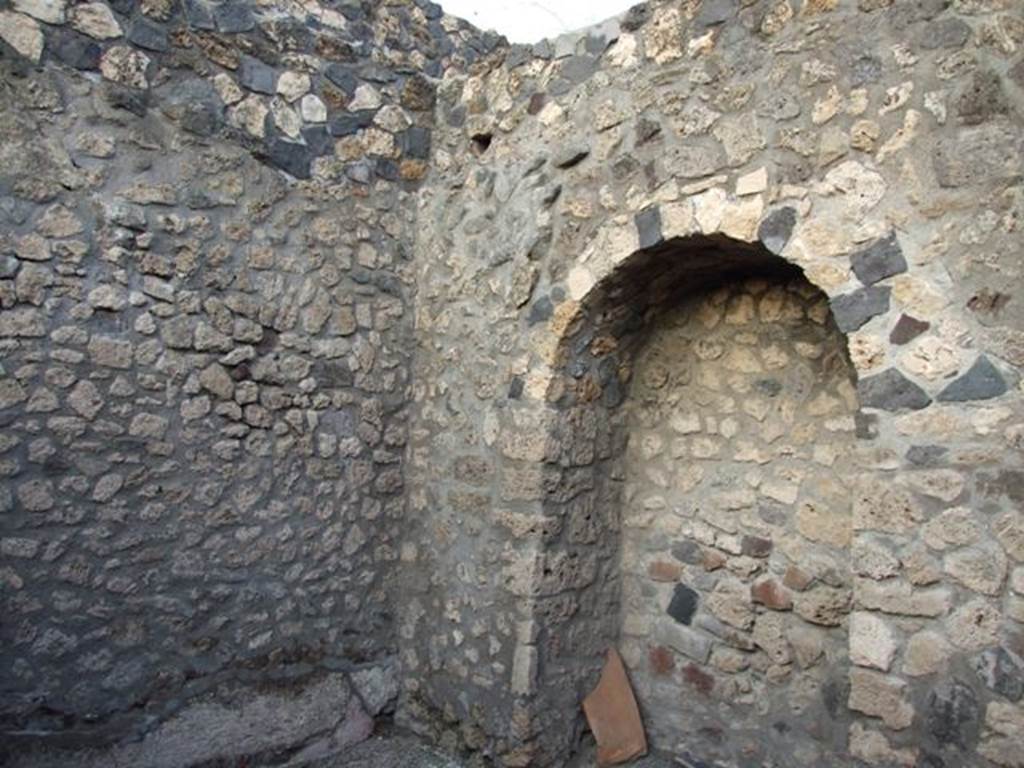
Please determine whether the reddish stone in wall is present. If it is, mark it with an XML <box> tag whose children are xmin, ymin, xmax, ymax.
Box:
<box><xmin>649</xmin><ymin>645</ymin><xmax>676</xmax><ymax>676</ymax></box>
<box><xmin>783</xmin><ymin>565</ymin><xmax>815</xmax><ymax>591</ymax></box>
<box><xmin>751</xmin><ymin>577</ymin><xmax>793</xmax><ymax>610</ymax></box>
<box><xmin>648</xmin><ymin>560</ymin><xmax>682</xmax><ymax>582</ymax></box>
<box><xmin>702</xmin><ymin>549</ymin><xmax>727</xmax><ymax>571</ymax></box>
<box><xmin>682</xmin><ymin>663</ymin><xmax>715</xmax><ymax>696</ymax></box>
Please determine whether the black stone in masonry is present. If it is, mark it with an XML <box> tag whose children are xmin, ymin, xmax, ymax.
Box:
<box><xmin>937</xmin><ymin>356</ymin><xmax>1008</xmax><ymax>402</ymax></box>
<box><xmin>757</xmin><ymin>207</ymin><xmax>796</xmax><ymax>254</ymax></box>
<box><xmin>667</xmin><ymin>584</ymin><xmax>699</xmax><ymax>626</ymax></box>
<box><xmin>889</xmin><ymin>313</ymin><xmax>929</xmax><ymax>345</ymax></box>
<box><xmin>635</xmin><ymin>206</ymin><xmax>663</xmax><ymax>250</ymax></box>
<box><xmin>324</xmin><ymin>65</ymin><xmax>359</xmax><ymax>96</ymax></box>
<box><xmin>858</xmin><ymin>368</ymin><xmax>931</xmax><ymax>411</ymax></box>
<box><xmin>401</xmin><ymin>127</ymin><xmax>432</xmax><ymax>160</ymax></box>
<box><xmin>850</xmin><ymin>233</ymin><xmax>907</xmax><ymax>286</ymax></box>
<box><xmin>238</xmin><ymin>56</ymin><xmax>278</xmax><ymax>95</ymax></box>
<box><xmin>830</xmin><ymin>286</ymin><xmax>891</xmax><ymax>332</ymax></box>
<box><xmin>184</xmin><ymin>0</ymin><xmax>215</xmax><ymax>30</ymax></box>
<box><xmin>327</xmin><ymin>110</ymin><xmax>377</xmax><ymax>137</ymax></box>
<box><xmin>973</xmin><ymin>647</ymin><xmax>1024</xmax><ymax>702</ymax></box>
<box><xmin>528</xmin><ymin>296</ymin><xmax>553</xmax><ymax>325</ymax></box>
<box><xmin>265</xmin><ymin>139</ymin><xmax>312</xmax><ymax>180</ymax></box>
<box><xmin>214</xmin><ymin>3</ymin><xmax>256</xmax><ymax>34</ymax></box>
<box><xmin>127</xmin><ymin>18</ymin><xmax>169</xmax><ymax>52</ymax></box>
<box><xmin>50</xmin><ymin>28</ymin><xmax>102</xmax><ymax>71</ymax></box>
<box><xmin>926</xmin><ymin>680</ymin><xmax>981</xmax><ymax>750</ymax></box>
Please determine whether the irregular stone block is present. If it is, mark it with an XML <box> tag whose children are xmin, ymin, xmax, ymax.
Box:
<box><xmin>666</xmin><ymin>583</ymin><xmax>698</xmax><ymax>625</ymax></box>
<box><xmin>957</xmin><ymin>69</ymin><xmax>1009</xmax><ymax>126</ymax></box>
<box><xmin>889</xmin><ymin>313</ymin><xmax>929</xmax><ymax>345</ymax></box>
<box><xmin>830</xmin><ymin>285</ymin><xmax>891</xmax><ymax>332</ymax></box>
<box><xmin>128</xmin><ymin>17</ymin><xmax>168</xmax><ymax>52</ymax></box>
<box><xmin>926</xmin><ymin>680</ymin><xmax>981</xmax><ymax>750</ymax></box>
<box><xmin>904</xmin><ymin>630</ymin><xmax>952</xmax><ymax>677</ymax></box>
<box><xmin>634</xmin><ymin>206</ymin><xmax>662</xmax><ymax>250</ymax></box>
<box><xmin>0</xmin><ymin>10</ymin><xmax>44</xmax><ymax>62</ymax></box>
<box><xmin>71</xmin><ymin>3</ymin><xmax>122</xmax><ymax>40</ymax></box>
<box><xmin>933</xmin><ymin>122</ymin><xmax>1024</xmax><ymax>187</ymax></box>
<box><xmin>214</xmin><ymin>2</ymin><xmax>255</xmax><ymax>33</ymax></box>
<box><xmin>974</xmin><ymin>648</ymin><xmax>1024</xmax><ymax>702</ymax></box>
<box><xmin>857</xmin><ymin>368</ymin><xmax>931</xmax><ymax>411</ymax></box>
<box><xmin>50</xmin><ymin>27</ymin><xmax>102</xmax><ymax>70</ymax></box>
<box><xmin>264</xmin><ymin>138</ymin><xmax>312</xmax><ymax>179</ymax></box>
<box><xmin>850</xmin><ymin>233</ymin><xmax>907</xmax><ymax>286</ymax></box>
<box><xmin>11</xmin><ymin>0</ymin><xmax>65</xmax><ymax>25</ymax></box>
<box><xmin>757</xmin><ymin>206</ymin><xmax>796</xmax><ymax>254</ymax></box>
<box><xmin>655</xmin><ymin>620</ymin><xmax>712</xmax><ymax>662</ymax></box>
<box><xmin>238</xmin><ymin>56</ymin><xmax>277</xmax><ymax>95</ymax></box>
<box><xmin>183</xmin><ymin>0</ymin><xmax>215</xmax><ymax>30</ymax></box>
<box><xmin>850</xmin><ymin>612</ymin><xmax>898</xmax><ymax>671</ymax></box>
<box><xmin>937</xmin><ymin>355</ymin><xmax>1007</xmax><ymax>402</ymax></box>
<box><xmin>849</xmin><ymin>668</ymin><xmax>915</xmax><ymax>730</ymax></box>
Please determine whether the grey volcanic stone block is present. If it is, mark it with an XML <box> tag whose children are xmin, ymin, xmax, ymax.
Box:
<box><xmin>889</xmin><ymin>314</ymin><xmax>929</xmax><ymax>345</ymax></box>
<box><xmin>238</xmin><ymin>56</ymin><xmax>277</xmax><ymax>95</ymax></box>
<box><xmin>830</xmin><ymin>286</ymin><xmax>891</xmax><ymax>332</ymax></box>
<box><xmin>127</xmin><ymin>18</ymin><xmax>169</xmax><ymax>52</ymax></box>
<box><xmin>757</xmin><ymin>207</ymin><xmax>796</xmax><ymax>254</ymax></box>
<box><xmin>635</xmin><ymin>206</ymin><xmax>663</xmax><ymax>250</ymax></box>
<box><xmin>401</xmin><ymin>126</ymin><xmax>432</xmax><ymax>160</ymax></box>
<box><xmin>858</xmin><ymin>368</ymin><xmax>931</xmax><ymax>411</ymax></box>
<box><xmin>667</xmin><ymin>584</ymin><xmax>698</xmax><ymax>625</ymax></box>
<box><xmin>328</xmin><ymin>110</ymin><xmax>376</xmax><ymax>137</ymax></box>
<box><xmin>926</xmin><ymin>680</ymin><xmax>981</xmax><ymax>750</ymax></box>
<box><xmin>937</xmin><ymin>356</ymin><xmax>1007</xmax><ymax>402</ymax></box>
<box><xmin>324</xmin><ymin>64</ymin><xmax>359</xmax><ymax>96</ymax></box>
<box><xmin>215</xmin><ymin>2</ymin><xmax>255</xmax><ymax>33</ymax></box>
<box><xmin>974</xmin><ymin>647</ymin><xmax>1024</xmax><ymax>702</ymax></box>
<box><xmin>265</xmin><ymin>138</ymin><xmax>312</xmax><ymax>179</ymax></box>
<box><xmin>51</xmin><ymin>28</ymin><xmax>102</xmax><ymax>70</ymax></box>
<box><xmin>850</xmin><ymin>233</ymin><xmax>907</xmax><ymax>286</ymax></box>
<box><xmin>184</xmin><ymin>0</ymin><xmax>215</xmax><ymax>30</ymax></box>
<box><xmin>671</xmin><ymin>540</ymin><xmax>702</xmax><ymax>565</ymax></box>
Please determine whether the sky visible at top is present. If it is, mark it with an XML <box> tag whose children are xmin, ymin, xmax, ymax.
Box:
<box><xmin>440</xmin><ymin>0</ymin><xmax>638</xmax><ymax>44</ymax></box>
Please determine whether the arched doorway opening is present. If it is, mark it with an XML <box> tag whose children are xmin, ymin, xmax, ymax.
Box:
<box><xmin>531</xmin><ymin>233</ymin><xmax>859</xmax><ymax>766</ymax></box>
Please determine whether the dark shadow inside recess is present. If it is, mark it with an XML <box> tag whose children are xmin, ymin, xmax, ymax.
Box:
<box><xmin>533</xmin><ymin>235</ymin><xmax>858</xmax><ymax>764</ymax></box>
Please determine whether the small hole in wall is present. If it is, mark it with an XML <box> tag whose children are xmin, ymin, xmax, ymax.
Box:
<box><xmin>471</xmin><ymin>133</ymin><xmax>492</xmax><ymax>155</ymax></box>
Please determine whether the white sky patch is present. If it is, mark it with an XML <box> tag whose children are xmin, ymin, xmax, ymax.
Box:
<box><xmin>440</xmin><ymin>0</ymin><xmax>637</xmax><ymax>44</ymax></box>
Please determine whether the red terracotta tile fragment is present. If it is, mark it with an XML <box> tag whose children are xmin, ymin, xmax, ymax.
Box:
<box><xmin>582</xmin><ymin>649</ymin><xmax>648</xmax><ymax>766</ymax></box>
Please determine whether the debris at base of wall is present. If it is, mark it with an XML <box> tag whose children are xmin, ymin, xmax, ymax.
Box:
<box><xmin>582</xmin><ymin>648</ymin><xmax>648</xmax><ymax>766</ymax></box>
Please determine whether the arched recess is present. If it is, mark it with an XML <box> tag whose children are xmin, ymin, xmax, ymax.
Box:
<box><xmin>517</xmin><ymin>225</ymin><xmax>862</xmax><ymax>765</ymax></box>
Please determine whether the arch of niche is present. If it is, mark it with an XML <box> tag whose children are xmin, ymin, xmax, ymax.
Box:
<box><xmin>503</xmin><ymin>173</ymin><xmax>926</xmax><ymax>766</ymax></box>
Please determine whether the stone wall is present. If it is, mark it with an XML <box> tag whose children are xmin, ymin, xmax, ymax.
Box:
<box><xmin>621</xmin><ymin>274</ymin><xmax>859</xmax><ymax>763</ymax></box>
<box><xmin>0</xmin><ymin>0</ymin><xmax>496</xmax><ymax>763</ymax></box>
<box><xmin>406</xmin><ymin>0</ymin><xmax>1024</xmax><ymax>766</ymax></box>
<box><xmin>2</xmin><ymin>0</ymin><xmax>1024</xmax><ymax>766</ymax></box>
